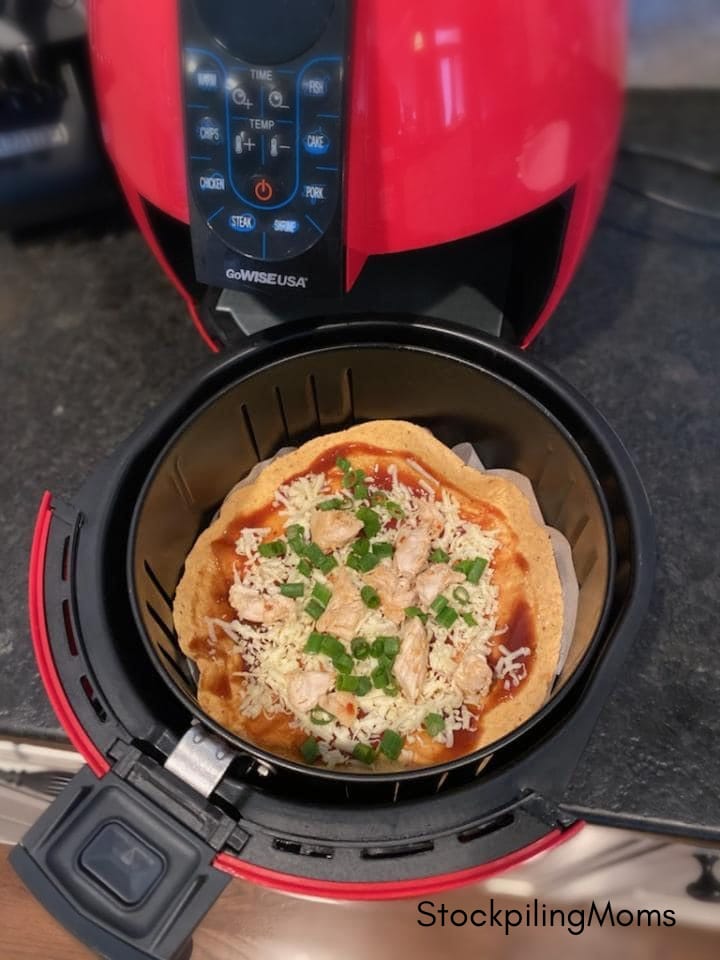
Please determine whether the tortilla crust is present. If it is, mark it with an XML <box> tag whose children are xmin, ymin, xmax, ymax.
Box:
<box><xmin>173</xmin><ymin>420</ymin><xmax>564</xmax><ymax>766</ymax></box>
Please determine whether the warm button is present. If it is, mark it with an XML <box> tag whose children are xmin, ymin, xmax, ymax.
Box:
<box><xmin>253</xmin><ymin>177</ymin><xmax>274</xmax><ymax>203</ymax></box>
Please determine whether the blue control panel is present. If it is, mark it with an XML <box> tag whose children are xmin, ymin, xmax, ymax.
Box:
<box><xmin>184</xmin><ymin>46</ymin><xmax>343</xmax><ymax>265</ymax></box>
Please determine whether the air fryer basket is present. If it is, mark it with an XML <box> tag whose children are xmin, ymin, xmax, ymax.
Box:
<box><xmin>130</xmin><ymin>318</ymin><xmax>614</xmax><ymax>782</ymax></box>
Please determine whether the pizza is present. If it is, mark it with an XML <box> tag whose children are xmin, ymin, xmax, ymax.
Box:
<box><xmin>173</xmin><ymin>421</ymin><xmax>563</xmax><ymax>771</ymax></box>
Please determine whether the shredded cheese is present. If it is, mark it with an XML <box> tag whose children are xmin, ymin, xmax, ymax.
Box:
<box><xmin>202</xmin><ymin>456</ymin><xmax>529</xmax><ymax>768</ymax></box>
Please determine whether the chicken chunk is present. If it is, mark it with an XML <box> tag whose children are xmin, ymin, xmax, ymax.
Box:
<box><xmin>415</xmin><ymin>565</ymin><xmax>464</xmax><ymax>608</ymax></box>
<box><xmin>287</xmin><ymin>670</ymin><xmax>334</xmax><ymax>713</ymax></box>
<box><xmin>229</xmin><ymin>585</ymin><xmax>295</xmax><ymax>624</ymax></box>
<box><xmin>454</xmin><ymin>649</ymin><xmax>493</xmax><ymax>701</ymax></box>
<box><xmin>319</xmin><ymin>691</ymin><xmax>358</xmax><ymax>727</ymax></box>
<box><xmin>309</xmin><ymin>509</ymin><xmax>364</xmax><ymax>553</ymax></box>
<box><xmin>316</xmin><ymin>567</ymin><xmax>365</xmax><ymax>641</ymax></box>
<box><xmin>363</xmin><ymin>563</ymin><xmax>416</xmax><ymax>625</ymax></box>
<box><xmin>393</xmin><ymin>523</ymin><xmax>432</xmax><ymax>579</ymax></box>
<box><xmin>417</xmin><ymin>499</ymin><xmax>445</xmax><ymax>537</ymax></box>
<box><xmin>394</xmin><ymin>617</ymin><xmax>429</xmax><ymax>702</ymax></box>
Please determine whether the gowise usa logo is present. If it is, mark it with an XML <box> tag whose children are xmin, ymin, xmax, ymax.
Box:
<box><xmin>416</xmin><ymin>899</ymin><xmax>677</xmax><ymax>936</ymax></box>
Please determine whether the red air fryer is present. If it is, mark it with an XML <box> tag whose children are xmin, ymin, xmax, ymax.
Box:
<box><xmin>12</xmin><ymin>4</ymin><xmax>656</xmax><ymax>960</ymax></box>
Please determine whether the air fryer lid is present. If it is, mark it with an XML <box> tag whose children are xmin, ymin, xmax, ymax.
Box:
<box><xmin>130</xmin><ymin>322</ymin><xmax>613</xmax><ymax>782</ymax></box>
<box><xmin>12</xmin><ymin>319</ymin><xmax>654</xmax><ymax>960</ymax></box>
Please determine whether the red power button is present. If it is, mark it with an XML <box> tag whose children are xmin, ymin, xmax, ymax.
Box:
<box><xmin>253</xmin><ymin>178</ymin><xmax>274</xmax><ymax>203</ymax></box>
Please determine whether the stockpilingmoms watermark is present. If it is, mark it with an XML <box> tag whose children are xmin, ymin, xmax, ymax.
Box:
<box><xmin>417</xmin><ymin>899</ymin><xmax>677</xmax><ymax>936</ymax></box>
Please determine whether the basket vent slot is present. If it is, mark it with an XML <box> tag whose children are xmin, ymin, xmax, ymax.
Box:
<box><xmin>80</xmin><ymin>675</ymin><xmax>107</xmax><ymax>723</ymax></box>
<box><xmin>344</xmin><ymin>367</ymin><xmax>355</xmax><ymax>421</ymax></box>
<box><xmin>457</xmin><ymin>813</ymin><xmax>514</xmax><ymax>844</ymax></box>
<box><xmin>143</xmin><ymin>560</ymin><xmax>174</xmax><ymax>610</ymax></box>
<box><xmin>274</xmin><ymin>386</ymin><xmax>290</xmax><ymax>440</ymax></box>
<box><xmin>158</xmin><ymin>640</ymin><xmax>195</xmax><ymax>689</ymax></box>
<box><xmin>308</xmin><ymin>373</ymin><xmax>321</xmax><ymax>424</ymax></box>
<box><xmin>172</xmin><ymin>456</ymin><xmax>196</xmax><ymax>509</ymax></box>
<box><xmin>62</xmin><ymin>599</ymin><xmax>78</xmax><ymax>657</ymax></box>
<box><xmin>240</xmin><ymin>403</ymin><xmax>261</xmax><ymax>461</ymax></box>
<box><xmin>272</xmin><ymin>838</ymin><xmax>334</xmax><ymax>859</ymax></box>
<box><xmin>362</xmin><ymin>840</ymin><xmax>434</xmax><ymax>861</ymax></box>
<box><xmin>61</xmin><ymin>536</ymin><xmax>70</xmax><ymax>582</ymax></box>
<box><xmin>146</xmin><ymin>601</ymin><xmax>177</xmax><ymax>647</ymax></box>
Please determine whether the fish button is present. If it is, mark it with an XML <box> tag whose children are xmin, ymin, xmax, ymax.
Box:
<box><xmin>228</xmin><ymin>212</ymin><xmax>257</xmax><ymax>233</ymax></box>
<box><xmin>196</xmin><ymin>116</ymin><xmax>224</xmax><ymax>145</ymax></box>
<box><xmin>301</xmin><ymin>71</ymin><xmax>331</xmax><ymax>99</ymax></box>
<box><xmin>302</xmin><ymin>127</ymin><xmax>331</xmax><ymax>156</ymax></box>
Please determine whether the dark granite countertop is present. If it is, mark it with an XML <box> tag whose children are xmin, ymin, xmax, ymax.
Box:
<box><xmin>1</xmin><ymin>92</ymin><xmax>719</xmax><ymax>838</ymax></box>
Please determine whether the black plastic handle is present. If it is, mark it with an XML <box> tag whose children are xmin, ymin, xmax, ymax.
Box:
<box><xmin>10</xmin><ymin>766</ymin><xmax>230</xmax><ymax>960</ymax></box>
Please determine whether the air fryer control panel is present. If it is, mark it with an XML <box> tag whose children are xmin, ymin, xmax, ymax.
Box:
<box><xmin>180</xmin><ymin>0</ymin><xmax>350</xmax><ymax>298</ymax></box>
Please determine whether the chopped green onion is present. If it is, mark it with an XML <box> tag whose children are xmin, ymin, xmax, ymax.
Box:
<box><xmin>385</xmin><ymin>500</ymin><xmax>405</xmax><ymax>520</ymax></box>
<box><xmin>361</xmin><ymin>585</ymin><xmax>381</xmax><ymax>609</ymax></box>
<box><xmin>318</xmin><ymin>498</ymin><xmax>347</xmax><ymax>511</ymax></box>
<box><xmin>310</xmin><ymin>707</ymin><xmax>335</xmax><ymax>725</ymax></box>
<box><xmin>377</xmin><ymin>654</ymin><xmax>395</xmax><ymax>672</ymax></box>
<box><xmin>383</xmin><ymin>682</ymin><xmax>399</xmax><ymax>697</ymax></box>
<box><xmin>288</xmin><ymin>535</ymin><xmax>306</xmax><ymax>556</ymax></box>
<box><xmin>461</xmin><ymin>612</ymin><xmax>478</xmax><ymax>627</ymax></box>
<box><xmin>297</xmin><ymin>558</ymin><xmax>313</xmax><ymax>578</ymax></box>
<box><xmin>304</xmin><ymin>632</ymin><xmax>324</xmax><ymax>654</ymax></box>
<box><xmin>354</xmin><ymin>482</ymin><xmax>369</xmax><ymax>500</ymax></box>
<box><xmin>336</xmin><ymin>673</ymin><xmax>359</xmax><ymax>692</ymax></box>
<box><xmin>258</xmin><ymin>539</ymin><xmax>287</xmax><ymax>558</ymax></box>
<box><xmin>342</xmin><ymin>467</ymin><xmax>364</xmax><ymax>489</ymax></box>
<box><xmin>304</xmin><ymin>543</ymin><xmax>328</xmax><ymax>567</ymax></box>
<box><xmin>355</xmin><ymin>676</ymin><xmax>372</xmax><ymax>696</ymax></box>
<box><xmin>371</xmin><ymin>665</ymin><xmax>390</xmax><ymax>689</ymax></box>
<box><xmin>357</xmin><ymin>553</ymin><xmax>380</xmax><ymax>573</ymax></box>
<box><xmin>317</xmin><ymin>555</ymin><xmax>338</xmax><ymax>575</ymax></box>
<box><xmin>370</xmin><ymin>492</ymin><xmax>387</xmax><ymax>507</ymax></box>
<box><xmin>429</xmin><ymin>548</ymin><xmax>450</xmax><ymax>564</ymax></box>
<box><xmin>404</xmin><ymin>606</ymin><xmax>429</xmax><ymax>624</ymax></box>
<box><xmin>312</xmin><ymin>582</ymin><xmax>332</xmax><ymax>607</ymax></box>
<box><xmin>423</xmin><ymin>713</ymin><xmax>445</xmax><ymax>737</ymax></box>
<box><xmin>430</xmin><ymin>595</ymin><xmax>449</xmax><ymax>615</ymax></box>
<box><xmin>300</xmin><ymin>737</ymin><xmax>320</xmax><ymax>763</ymax></box>
<box><xmin>353</xmin><ymin>743</ymin><xmax>375</xmax><ymax>765</ymax></box>
<box><xmin>305</xmin><ymin>598</ymin><xmax>325</xmax><ymax>620</ymax></box>
<box><xmin>467</xmin><ymin>557</ymin><xmax>488</xmax><ymax>584</ymax></box>
<box><xmin>452</xmin><ymin>585</ymin><xmax>470</xmax><ymax>605</ymax></box>
<box><xmin>351</xmin><ymin>637</ymin><xmax>370</xmax><ymax>660</ymax></box>
<box><xmin>333</xmin><ymin>652</ymin><xmax>354</xmax><ymax>674</ymax></box>
<box><xmin>336</xmin><ymin>456</ymin><xmax>351</xmax><ymax>472</ymax></box>
<box><xmin>286</xmin><ymin>524</ymin><xmax>305</xmax><ymax>540</ymax></box>
<box><xmin>436</xmin><ymin>605</ymin><xmax>459</xmax><ymax>629</ymax></box>
<box><xmin>320</xmin><ymin>634</ymin><xmax>345</xmax><ymax>659</ymax></box>
<box><xmin>370</xmin><ymin>637</ymin><xmax>385</xmax><ymax>658</ymax></box>
<box><xmin>372</xmin><ymin>541</ymin><xmax>393</xmax><ymax>559</ymax></box>
<box><xmin>280</xmin><ymin>582</ymin><xmax>304</xmax><ymax>598</ymax></box>
<box><xmin>356</xmin><ymin>506</ymin><xmax>381</xmax><ymax>539</ymax></box>
<box><xmin>379</xmin><ymin>729</ymin><xmax>404</xmax><ymax>761</ymax></box>
<box><xmin>351</xmin><ymin>537</ymin><xmax>370</xmax><ymax>557</ymax></box>
<box><xmin>453</xmin><ymin>559</ymin><xmax>473</xmax><ymax>575</ymax></box>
